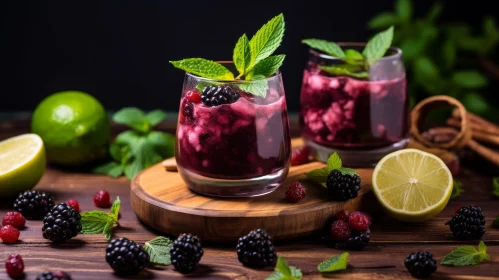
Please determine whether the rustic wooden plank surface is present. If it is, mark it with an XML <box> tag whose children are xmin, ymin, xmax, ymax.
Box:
<box><xmin>0</xmin><ymin>118</ymin><xmax>498</xmax><ymax>279</ymax></box>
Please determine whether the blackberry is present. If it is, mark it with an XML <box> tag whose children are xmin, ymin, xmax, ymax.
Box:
<box><xmin>35</xmin><ymin>271</ymin><xmax>72</xmax><ymax>280</ymax></box>
<box><xmin>182</xmin><ymin>101</ymin><xmax>194</xmax><ymax>120</ymax></box>
<box><xmin>336</xmin><ymin>229</ymin><xmax>370</xmax><ymax>250</ymax></box>
<box><xmin>106</xmin><ymin>237</ymin><xmax>150</xmax><ymax>276</ymax></box>
<box><xmin>236</xmin><ymin>228</ymin><xmax>277</xmax><ymax>268</ymax></box>
<box><xmin>42</xmin><ymin>203</ymin><xmax>82</xmax><ymax>243</ymax></box>
<box><xmin>170</xmin><ymin>233</ymin><xmax>204</xmax><ymax>273</ymax></box>
<box><xmin>13</xmin><ymin>190</ymin><xmax>55</xmax><ymax>219</ymax></box>
<box><xmin>404</xmin><ymin>252</ymin><xmax>437</xmax><ymax>279</ymax></box>
<box><xmin>445</xmin><ymin>205</ymin><xmax>485</xmax><ymax>239</ymax></box>
<box><xmin>201</xmin><ymin>84</ymin><xmax>240</xmax><ymax>107</ymax></box>
<box><xmin>326</xmin><ymin>170</ymin><xmax>361</xmax><ymax>201</ymax></box>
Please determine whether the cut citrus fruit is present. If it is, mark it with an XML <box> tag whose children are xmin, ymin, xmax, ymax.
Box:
<box><xmin>0</xmin><ymin>134</ymin><xmax>46</xmax><ymax>197</ymax></box>
<box><xmin>372</xmin><ymin>148</ymin><xmax>453</xmax><ymax>222</ymax></box>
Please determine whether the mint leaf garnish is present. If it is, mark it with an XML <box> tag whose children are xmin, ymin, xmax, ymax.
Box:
<box><xmin>305</xmin><ymin>167</ymin><xmax>329</xmax><ymax>184</ymax></box>
<box><xmin>317</xmin><ymin>252</ymin><xmax>349</xmax><ymax>273</ymax></box>
<box><xmin>305</xmin><ymin>153</ymin><xmax>359</xmax><ymax>188</ymax></box>
<box><xmin>493</xmin><ymin>177</ymin><xmax>499</xmax><ymax>197</ymax></box>
<box><xmin>494</xmin><ymin>216</ymin><xmax>499</xmax><ymax>228</ymax></box>
<box><xmin>81</xmin><ymin>197</ymin><xmax>121</xmax><ymax>240</ymax></box>
<box><xmin>319</xmin><ymin>65</ymin><xmax>369</xmax><ymax>79</ymax></box>
<box><xmin>249</xmin><ymin>13</ymin><xmax>285</xmax><ymax>71</ymax></box>
<box><xmin>441</xmin><ymin>241</ymin><xmax>491</xmax><ymax>266</ymax></box>
<box><xmin>338</xmin><ymin>168</ymin><xmax>358</xmax><ymax>177</ymax></box>
<box><xmin>237</xmin><ymin>78</ymin><xmax>269</xmax><ymax>98</ymax></box>
<box><xmin>144</xmin><ymin>236</ymin><xmax>174</xmax><ymax>266</ymax></box>
<box><xmin>344</xmin><ymin>49</ymin><xmax>365</xmax><ymax>65</ymax></box>
<box><xmin>362</xmin><ymin>26</ymin><xmax>394</xmax><ymax>63</ymax></box>
<box><xmin>266</xmin><ymin>256</ymin><xmax>302</xmax><ymax>280</ymax></box>
<box><xmin>301</xmin><ymin>39</ymin><xmax>345</xmax><ymax>58</ymax></box>
<box><xmin>451</xmin><ymin>180</ymin><xmax>464</xmax><ymax>199</ymax></box>
<box><xmin>327</xmin><ymin>152</ymin><xmax>342</xmax><ymax>172</ymax></box>
<box><xmin>170</xmin><ymin>58</ymin><xmax>234</xmax><ymax>80</ymax></box>
<box><xmin>234</xmin><ymin>34</ymin><xmax>251</xmax><ymax>78</ymax></box>
<box><xmin>195</xmin><ymin>81</ymin><xmax>223</xmax><ymax>92</ymax></box>
<box><xmin>248</xmin><ymin>55</ymin><xmax>285</xmax><ymax>79</ymax></box>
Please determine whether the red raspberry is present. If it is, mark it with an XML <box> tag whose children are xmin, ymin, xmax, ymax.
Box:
<box><xmin>455</xmin><ymin>205</ymin><xmax>462</xmax><ymax>213</ymax></box>
<box><xmin>93</xmin><ymin>190</ymin><xmax>111</xmax><ymax>208</ymax></box>
<box><xmin>0</xmin><ymin>225</ymin><xmax>20</xmax><ymax>243</ymax></box>
<box><xmin>285</xmin><ymin>182</ymin><xmax>307</xmax><ymax>203</ymax></box>
<box><xmin>330</xmin><ymin>220</ymin><xmax>351</xmax><ymax>241</ymax></box>
<box><xmin>5</xmin><ymin>254</ymin><xmax>24</xmax><ymax>278</ymax></box>
<box><xmin>348</xmin><ymin>211</ymin><xmax>370</xmax><ymax>231</ymax></box>
<box><xmin>185</xmin><ymin>90</ymin><xmax>201</xmax><ymax>103</ymax></box>
<box><xmin>2</xmin><ymin>212</ymin><xmax>25</xmax><ymax>229</ymax></box>
<box><xmin>290</xmin><ymin>146</ymin><xmax>310</xmax><ymax>166</ymax></box>
<box><xmin>334</xmin><ymin>210</ymin><xmax>350</xmax><ymax>222</ymax></box>
<box><xmin>66</xmin><ymin>198</ymin><xmax>80</xmax><ymax>212</ymax></box>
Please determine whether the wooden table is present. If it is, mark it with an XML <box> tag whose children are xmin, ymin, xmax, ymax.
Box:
<box><xmin>1</xmin><ymin>118</ymin><xmax>498</xmax><ymax>279</ymax></box>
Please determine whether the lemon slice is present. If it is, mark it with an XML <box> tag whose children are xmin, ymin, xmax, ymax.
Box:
<box><xmin>0</xmin><ymin>134</ymin><xmax>46</xmax><ymax>197</ymax></box>
<box><xmin>372</xmin><ymin>148</ymin><xmax>453</xmax><ymax>222</ymax></box>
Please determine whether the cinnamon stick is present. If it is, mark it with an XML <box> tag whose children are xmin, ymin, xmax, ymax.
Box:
<box><xmin>447</xmin><ymin>117</ymin><xmax>499</xmax><ymax>146</ymax></box>
<box><xmin>452</xmin><ymin>109</ymin><xmax>499</xmax><ymax>135</ymax></box>
<box><xmin>467</xmin><ymin>139</ymin><xmax>499</xmax><ymax>166</ymax></box>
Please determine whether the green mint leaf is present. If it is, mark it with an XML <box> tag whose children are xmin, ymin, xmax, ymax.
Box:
<box><xmin>110</xmin><ymin>143</ymin><xmax>122</xmax><ymax>162</ymax></box>
<box><xmin>108</xmin><ymin>164</ymin><xmax>124</xmax><ymax>178</ymax></box>
<box><xmin>320</xmin><ymin>182</ymin><xmax>327</xmax><ymax>188</ymax></box>
<box><xmin>319</xmin><ymin>65</ymin><xmax>369</xmax><ymax>79</ymax></box>
<box><xmin>362</xmin><ymin>26</ymin><xmax>394</xmax><ymax>62</ymax></box>
<box><xmin>248</xmin><ymin>55</ymin><xmax>285</xmax><ymax>79</ymax></box>
<box><xmin>462</xmin><ymin>93</ymin><xmax>490</xmax><ymax>115</ymax></box>
<box><xmin>146</xmin><ymin>131</ymin><xmax>175</xmax><ymax>159</ymax></box>
<box><xmin>237</xmin><ymin>79</ymin><xmax>269</xmax><ymax>98</ymax></box>
<box><xmin>395</xmin><ymin>0</ymin><xmax>412</xmax><ymax>21</ymax></box>
<box><xmin>249</xmin><ymin>13</ymin><xmax>285</xmax><ymax>70</ymax></box>
<box><xmin>110</xmin><ymin>196</ymin><xmax>121</xmax><ymax>220</ymax></box>
<box><xmin>368</xmin><ymin>13</ymin><xmax>399</xmax><ymax>29</ymax></box>
<box><xmin>144</xmin><ymin>236</ymin><xmax>174</xmax><ymax>266</ymax></box>
<box><xmin>317</xmin><ymin>252</ymin><xmax>349</xmax><ymax>273</ymax></box>
<box><xmin>80</xmin><ymin>211</ymin><xmax>111</xmax><ymax>234</ymax></box>
<box><xmin>344</xmin><ymin>49</ymin><xmax>364</xmax><ymax>64</ymax></box>
<box><xmin>441</xmin><ymin>242</ymin><xmax>490</xmax><ymax>266</ymax></box>
<box><xmin>195</xmin><ymin>81</ymin><xmax>223</xmax><ymax>92</ymax></box>
<box><xmin>92</xmin><ymin>161</ymin><xmax>119</xmax><ymax>175</ymax></box>
<box><xmin>493</xmin><ymin>216</ymin><xmax>499</xmax><ymax>228</ymax></box>
<box><xmin>266</xmin><ymin>256</ymin><xmax>302</xmax><ymax>280</ymax></box>
<box><xmin>493</xmin><ymin>177</ymin><xmax>499</xmax><ymax>197</ymax></box>
<box><xmin>146</xmin><ymin>110</ymin><xmax>166</xmax><ymax>127</ymax></box>
<box><xmin>452</xmin><ymin>71</ymin><xmax>488</xmax><ymax>89</ymax></box>
<box><xmin>304</xmin><ymin>167</ymin><xmax>329</xmax><ymax>184</ymax></box>
<box><xmin>327</xmin><ymin>152</ymin><xmax>342</xmax><ymax>172</ymax></box>
<box><xmin>426</xmin><ymin>2</ymin><xmax>443</xmax><ymax>22</ymax></box>
<box><xmin>103</xmin><ymin>219</ymin><xmax>114</xmax><ymax>241</ymax></box>
<box><xmin>113</xmin><ymin>107</ymin><xmax>150</xmax><ymax>133</ymax></box>
<box><xmin>338</xmin><ymin>168</ymin><xmax>359</xmax><ymax>177</ymax></box>
<box><xmin>301</xmin><ymin>39</ymin><xmax>345</xmax><ymax>58</ymax></box>
<box><xmin>451</xmin><ymin>180</ymin><xmax>464</xmax><ymax>199</ymax></box>
<box><xmin>233</xmin><ymin>33</ymin><xmax>251</xmax><ymax>77</ymax></box>
<box><xmin>170</xmin><ymin>58</ymin><xmax>234</xmax><ymax>80</ymax></box>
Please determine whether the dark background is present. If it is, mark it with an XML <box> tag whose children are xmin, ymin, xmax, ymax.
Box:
<box><xmin>1</xmin><ymin>0</ymin><xmax>497</xmax><ymax>113</ymax></box>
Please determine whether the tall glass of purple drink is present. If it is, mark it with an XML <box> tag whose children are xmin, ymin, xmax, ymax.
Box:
<box><xmin>299</xmin><ymin>42</ymin><xmax>409</xmax><ymax>167</ymax></box>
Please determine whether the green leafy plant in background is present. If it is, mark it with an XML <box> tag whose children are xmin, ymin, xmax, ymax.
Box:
<box><xmin>93</xmin><ymin>108</ymin><xmax>175</xmax><ymax>180</ymax></box>
<box><xmin>368</xmin><ymin>0</ymin><xmax>499</xmax><ymax>121</ymax></box>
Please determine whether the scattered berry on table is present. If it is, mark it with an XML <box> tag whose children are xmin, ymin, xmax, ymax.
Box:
<box><xmin>201</xmin><ymin>84</ymin><xmax>240</xmax><ymax>107</ymax></box>
<box><xmin>93</xmin><ymin>190</ymin><xmax>111</xmax><ymax>208</ymax></box>
<box><xmin>445</xmin><ymin>205</ymin><xmax>485</xmax><ymax>239</ymax></box>
<box><xmin>404</xmin><ymin>251</ymin><xmax>437</xmax><ymax>279</ymax></box>
<box><xmin>35</xmin><ymin>271</ymin><xmax>72</xmax><ymax>280</ymax></box>
<box><xmin>185</xmin><ymin>90</ymin><xmax>202</xmax><ymax>103</ymax></box>
<box><xmin>13</xmin><ymin>190</ymin><xmax>54</xmax><ymax>220</ymax></box>
<box><xmin>330</xmin><ymin>220</ymin><xmax>351</xmax><ymax>241</ymax></box>
<box><xmin>334</xmin><ymin>210</ymin><xmax>350</xmax><ymax>222</ymax></box>
<box><xmin>66</xmin><ymin>198</ymin><xmax>80</xmax><ymax>212</ymax></box>
<box><xmin>285</xmin><ymin>181</ymin><xmax>307</xmax><ymax>203</ymax></box>
<box><xmin>42</xmin><ymin>203</ymin><xmax>82</xmax><ymax>243</ymax></box>
<box><xmin>338</xmin><ymin>229</ymin><xmax>371</xmax><ymax>250</ymax></box>
<box><xmin>2</xmin><ymin>211</ymin><xmax>26</xmax><ymax>229</ymax></box>
<box><xmin>455</xmin><ymin>205</ymin><xmax>462</xmax><ymax>213</ymax></box>
<box><xmin>326</xmin><ymin>170</ymin><xmax>361</xmax><ymax>201</ymax></box>
<box><xmin>0</xmin><ymin>225</ymin><xmax>20</xmax><ymax>243</ymax></box>
<box><xmin>106</xmin><ymin>237</ymin><xmax>150</xmax><ymax>276</ymax></box>
<box><xmin>290</xmin><ymin>146</ymin><xmax>310</xmax><ymax>166</ymax></box>
<box><xmin>236</xmin><ymin>228</ymin><xmax>277</xmax><ymax>268</ymax></box>
<box><xmin>5</xmin><ymin>254</ymin><xmax>24</xmax><ymax>278</ymax></box>
<box><xmin>170</xmin><ymin>233</ymin><xmax>204</xmax><ymax>273</ymax></box>
<box><xmin>349</xmin><ymin>211</ymin><xmax>370</xmax><ymax>231</ymax></box>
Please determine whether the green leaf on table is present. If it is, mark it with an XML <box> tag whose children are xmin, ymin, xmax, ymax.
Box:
<box><xmin>451</xmin><ymin>180</ymin><xmax>464</xmax><ymax>199</ymax></box>
<box><xmin>301</xmin><ymin>39</ymin><xmax>345</xmax><ymax>58</ymax></box>
<box><xmin>338</xmin><ymin>168</ymin><xmax>359</xmax><ymax>177</ymax></box>
<box><xmin>493</xmin><ymin>216</ymin><xmax>499</xmax><ymax>228</ymax></box>
<box><xmin>80</xmin><ymin>197</ymin><xmax>121</xmax><ymax>240</ymax></box>
<box><xmin>169</xmin><ymin>58</ymin><xmax>234</xmax><ymax>80</ymax></box>
<box><xmin>234</xmin><ymin>33</ymin><xmax>251</xmax><ymax>77</ymax></box>
<box><xmin>441</xmin><ymin>241</ymin><xmax>490</xmax><ymax>266</ymax></box>
<box><xmin>362</xmin><ymin>26</ymin><xmax>394</xmax><ymax>63</ymax></box>
<box><xmin>110</xmin><ymin>196</ymin><xmax>121</xmax><ymax>219</ymax></box>
<box><xmin>452</xmin><ymin>71</ymin><xmax>488</xmax><ymax>89</ymax></box>
<box><xmin>493</xmin><ymin>177</ymin><xmax>499</xmax><ymax>197</ymax></box>
<box><xmin>103</xmin><ymin>220</ymin><xmax>114</xmax><ymax>241</ymax></box>
<box><xmin>319</xmin><ymin>65</ymin><xmax>369</xmax><ymax>79</ymax></box>
<box><xmin>237</xmin><ymin>77</ymin><xmax>269</xmax><ymax>98</ymax></box>
<box><xmin>146</xmin><ymin>110</ymin><xmax>166</xmax><ymax>127</ymax></box>
<box><xmin>395</xmin><ymin>0</ymin><xmax>412</xmax><ymax>21</ymax></box>
<box><xmin>113</xmin><ymin>107</ymin><xmax>150</xmax><ymax>133</ymax></box>
<box><xmin>368</xmin><ymin>12</ymin><xmax>399</xmax><ymax>29</ymax></box>
<box><xmin>317</xmin><ymin>252</ymin><xmax>349</xmax><ymax>273</ymax></box>
<box><xmin>266</xmin><ymin>256</ymin><xmax>302</xmax><ymax>280</ymax></box>
<box><xmin>305</xmin><ymin>167</ymin><xmax>330</xmax><ymax>184</ymax></box>
<box><xmin>248</xmin><ymin>13</ymin><xmax>285</xmax><ymax>70</ymax></box>
<box><xmin>248</xmin><ymin>55</ymin><xmax>285</xmax><ymax>79</ymax></box>
<box><xmin>462</xmin><ymin>93</ymin><xmax>490</xmax><ymax>115</ymax></box>
<box><xmin>327</xmin><ymin>152</ymin><xmax>343</xmax><ymax>172</ymax></box>
<box><xmin>144</xmin><ymin>236</ymin><xmax>174</xmax><ymax>265</ymax></box>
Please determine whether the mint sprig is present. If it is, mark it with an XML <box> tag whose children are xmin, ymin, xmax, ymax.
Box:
<box><xmin>170</xmin><ymin>59</ymin><xmax>234</xmax><ymax>80</ymax></box>
<box><xmin>304</xmin><ymin>152</ymin><xmax>359</xmax><ymax>188</ymax></box>
<box><xmin>317</xmin><ymin>252</ymin><xmax>349</xmax><ymax>273</ymax></box>
<box><xmin>266</xmin><ymin>256</ymin><xmax>302</xmax><ymax>280</ymax></box>
<box><xmin>451</xmin><ymin>179</ymin><xmax>464</xmax><ymax>199</ymax></box>
<box><xmin>80</xmin><ymin>197</ymin><xmax>120</xmax><ymax>240</ymax></box>
<box><xmin>441</xmin><ymin>241</ymin><xmax>491</xmax><ymax>266</ymax></box>
<box><xmin>144</xmin><ymin>236</ymin><xmax>174</xmax><ymax>266</ymax></box>
<box><xmin>493</xmin><ymin>177</ymin><xmax>499</xmax><ymax>197</ymax></box>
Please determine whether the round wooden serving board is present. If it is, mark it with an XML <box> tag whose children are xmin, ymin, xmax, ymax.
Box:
<box><xmin>130</xmin><ymin>139</ymin><xmax>375</xmax><ymax>242</ymax></box>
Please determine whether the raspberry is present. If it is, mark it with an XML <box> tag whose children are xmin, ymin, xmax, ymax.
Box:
<box><xmin>290</xmin><ymin>146</ymin><xmax>310</xmax><ymax>166</ymax></box>
<box><xmin>349</xmin><ymin>211</ymin><xmax>370</xmax><ymax>231</ymax></box>
<box><xmin>330</xmin><ymin>220</ymin><xmax>350</xmax><ymax>241</ymax></box>
<box><xmin>0</xmin><ymin>225</ymin><xmax>20</xmax><ymax>243</ymax></box>
<box><xmin>185</xmin><ymin>90</ymin><xmax>202</xmax><ymax>103</ymax></box>
<box><xmin>66</xmin><ymin>198</ymin><xmax>80</xmax><ymax>212</ymax></box>
<box><xmin>2</xmin><ymin>212</ymin><xmax>26</xmax><ymax>229</ymax></box>
<box><xmin>5</xmin><ymin>254</ymin><xmax>24</xmax><ymax>278</ymax></box>
<box><xmin>93</xmin><ymin>190</ymin><xmax>111</xmax><ymax>208</ymax></box>
<box><xmin>285</xmin><ymin>182</ymin><xmax>307</xmax><ymax>203</ymax></box>
<box><xmin>334</xmin><ymin>210</ymin><xmax>350</xmax><ymax>222</ymax></box>
<box><xmin>455</xmin><ymin>205</ymin><xmax>462</xmax><ymax>213</ymax></box>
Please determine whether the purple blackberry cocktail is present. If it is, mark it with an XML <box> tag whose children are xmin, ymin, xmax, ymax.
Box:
<box><xmin>170</xmin><ymin>14</ymin><xmax>291</xmax><ymax>197</ymax></box>
<box><xmin>300</xmin><ymin>27</ymin><xmax>409</xmax><ymax>166</ymax></box>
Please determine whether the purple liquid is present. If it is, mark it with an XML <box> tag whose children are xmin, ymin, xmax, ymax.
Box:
<box><xmin>299</xmin><ymin>67</ymin><xmax>409</xmax><ymax>149</ymax></box>
<box><xmin>176</xmin><ymin>90</ymin><xmax>291</xmax><ymax>179</ymax></box>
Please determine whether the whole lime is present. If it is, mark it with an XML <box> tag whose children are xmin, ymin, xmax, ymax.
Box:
<box><xmin>31</xmin><ymin>90</ymin><xmax>110</xmax><ymax>166</ymax></box>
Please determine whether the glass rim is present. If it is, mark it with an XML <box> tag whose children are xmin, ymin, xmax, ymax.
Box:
<box><xmin>185</xmin><ymin>60</ymin><xmax>282</xmax><ymax>82</ymax></box>
<box><xmin>308</xmin><ymin>42</ymin><xmax>402</xmax><ymax>61</ymax></box>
